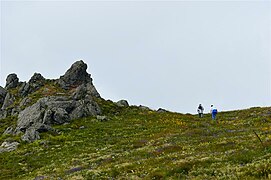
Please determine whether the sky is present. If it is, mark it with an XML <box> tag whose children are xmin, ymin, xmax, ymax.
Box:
<box><xmin>1</xmin><ymin>0</ymin><xmax>271</xmax><ymax>113</ymax></box>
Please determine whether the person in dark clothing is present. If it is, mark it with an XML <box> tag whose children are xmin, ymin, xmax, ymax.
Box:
<box><xmin>197</xmin><ymin>104</ymin><xmax>204</xmax><ymax>118</ymax></box>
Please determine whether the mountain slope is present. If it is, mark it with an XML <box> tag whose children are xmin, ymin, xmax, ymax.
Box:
<box><xmin>1</xmin><ymin>100</ymin><xmax>271</xmax><ymax>179</ymax></box>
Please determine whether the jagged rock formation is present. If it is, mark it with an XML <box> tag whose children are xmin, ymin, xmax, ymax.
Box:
<box><xmin>5</xmin><ymin>73</ymin><xmax>19</xmax><ymax>90</ymax></box>
<box><xmin>0</xmin><ymin>60</ymin><xmax>102</xmax><ymax>143</ymax></box>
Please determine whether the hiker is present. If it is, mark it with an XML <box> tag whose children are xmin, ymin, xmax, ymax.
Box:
<box><xmin>210</xmin><ymin>105</ymin><xmax>218</xmax><ymax>120</ymax></box>
<box><xmin>197</xmin><ymin>104</ymin><xmax>204</xmax><ymax>118</ymax></box>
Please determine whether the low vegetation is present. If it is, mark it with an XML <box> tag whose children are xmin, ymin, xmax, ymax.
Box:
<box><xmin>1</xmin><ymin>99</ymin><xmax>271</xmax><ymax>179</ymax></box>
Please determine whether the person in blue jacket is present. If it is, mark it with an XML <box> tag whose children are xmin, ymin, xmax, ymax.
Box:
<box><xmin>210</xmin><ymin>105</ymin><xmax>218</xmax><ymax>120</ymax></box>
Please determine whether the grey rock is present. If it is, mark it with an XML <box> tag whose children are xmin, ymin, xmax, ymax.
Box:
<box><xmin>19</xmin><ymin>82</ymin><xmax>31</xmax><ymax>97</ymax></box>
<box><xmin>85</xmin><ymin>82</ymin><xmax>100</xmax><ymax>98</ymax></box>
<box><xmin>29</xmin><ymin>73</ymin><xmax>45</xmax><ymax>90</ymax></box>
<box><xmin>5</xmin><ymin>73</ymin><xmax>19</xmax><ymax>89</ymax></box>
<box><xmin>3</xmin><ymin>126</ymin><xmax>14</xmax><ymax>135</ymax></box>
<box><xmin>52</xmin><ymin>108</ymin><xmax>70</xmax><ymax>124</ymax></box>
<box><xmin>19</xmin><ymin>97</ymin><xmax>32</xmax><ymax>108</ymax></box>
<box><xmin>16</xmin><ymin>95</ymin><xmax>101</xmax><ymax>141</ymax></box>
<box><xmin>96</xmin><ymin>115</ymin><xmax>108</xmax><ymax>122</ymax></box>
<box><xmin>139</xmin><ymin>105</ymin><xmax>151</xmax><ymax>111</ymax></box>
<box><xmin>0</xmin><ymin>109</ymin><xmax>8</xmax><ymax>119</ymax></box>
<box><xmin>57</xmin><ymin>60</ymin><xmax>91</xmax><ymax>89</ymax></box>
<box><xmin>0</xmin><ymin>141</ymin><xmax>20</xmax><ymax>153</ymax></box>
<box><xmin>21</xmin><ymin>127</ymin><xmax>40</xmax><ymax>142</ymax></box>
<box><xmin>70</xmin><ymin>99</ymin><xmax>101</xmax><ymax>119</ymax></box>
<box><xmin>16</xmin><ymin>100</ymin><xmax>45</xmax><ymax>133</ymax></box>
<box><xmin>116</xmin><ymin>100</ymin><xmax>129</xmax><ymax>107</ymax></box>
<box><xmin>0</xmin><ymin>86</ymin><xmax>7</xmax><ymax>108</ymax></box>
<box><xmin>1</xmin><ymin>93</ymin><xmax>15</xmax><ymax>110</ymax></box>
<box><xmin>33</xmin><ymin>123</ymin><xmax>54</xmax><ymax>133</ymax></box>
<box><xmin>29</xmin><ymin>73</ymin><xmax>45</xmax><ymax>84</ymax></box>
<box><xmin>72</xmin><ymin>84</ymin><xmax>87</xmax><ymax>100</ymax></box>
<box><xmin>157</xmin><ymin>108</ymin><xmax>168</xmax><ymax>113</ymax></box>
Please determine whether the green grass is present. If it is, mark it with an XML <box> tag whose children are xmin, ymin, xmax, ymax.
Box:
<box><xmin>0</xmin><ymin>99</ymin><xmax>271</xmax><ymax>179</ymax></box>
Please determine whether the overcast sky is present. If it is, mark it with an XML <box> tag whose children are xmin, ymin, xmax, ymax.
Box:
<box><xmin>1</xmin><ymin>1</ymin><xmax>270</xmax><ymax>113</ymax></box>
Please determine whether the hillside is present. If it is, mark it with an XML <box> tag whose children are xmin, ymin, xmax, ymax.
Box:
<box><xmin>0</xmin><ymin>61</ymin><xmax>271</xmax><ymax>179</ymax></box>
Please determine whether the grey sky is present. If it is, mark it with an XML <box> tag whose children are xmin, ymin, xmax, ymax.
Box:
<box><xmin>1</xmin><ymin>1</ymin><xmax>270</xmax><ymax>113</ymax></box>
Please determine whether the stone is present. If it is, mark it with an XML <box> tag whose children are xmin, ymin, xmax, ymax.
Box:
<box><xmin>29</xmin><ymin>73</ymin><xmax>45</xmax><ymax>84</ymax></box>
<box><xmin>0</xmin><ymin>86</ymin><xmax>7</xmax><ymax>108</ymax></box>
<box><xmin>116</xmin><ymin>100</ymin><xmax>129</xmax><ymax>107</ymax></box>
<box><xmin>19</xmin><ymin>97</ymin><xmax>32</xmax><ymax>108</ymax></box>
<box><xmin>157</xmin><ymin>108</ymin><xmax>168</xmax><ymax>113</ymax></box>
<box><xmin>29</xmin><ymin>73</ymin><xmax>45</xmax><ymax>90</ymax></box>
<box><xmin>139</xmin><ymin>105</ymin><xmax>151</xmax><ymax>111</ymax></box>
<box><xmin>16</xmin><ymin>99</ymin><xmax>45</xmax><ymax>133</ymax></box>
<box><xmin>3</xmin><ymin>126</ymin><xmax>14</xmax><ymax>135</ymax></box>
<box><xmin>96</xmin><ymin>115</ymin><xmax>108</xmax><ymax>122</ymax></box>
<box><xmin>58</xmin><ymin>60</ymin><xmax>92</xmax><ymax>89</ymax></box>
<box><xmin>1</xmin><ymin>93</ymin><xmax>15</xmax><ymax>110</ymax></box>
<box><xmin>0</xmin><ymin>141</ymin><xmax>20</xmax><ymax>153</ymax></box>
<box><xmin>15</xmin><ymin>95</ymin><xmax>101</xmax><ymax>141</ymax></box>
<box><xmin>19</xmin><ymin>82</ymin><xmax>31</xmax><ymax>97</ymax></box>
<box><xmin>52</xmin><ymin>108</ymin><xmax>70</xmax><ymax>124</ymax></box>
<box><xmin>21</xmin><ymin>127</ymin><xmax>40</xmax><ymax>142</ymax></box>
<box><xmin>5</xmin><ymin>73</ymin><xmax>19</xmax><ymax>89</ymax></box>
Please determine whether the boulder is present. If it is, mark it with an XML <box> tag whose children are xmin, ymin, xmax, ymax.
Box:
<box><xmin>5</xmin><ymin>73</ymin><xmax>19</xmax><ymax>89</ymax></box>
<box><xmin>96</xmin><ymin>115</ymin><xmax>108</xmax><ymax>122</ymax></box>
<box><xmin>157</xmin><ymin>108</ymin><xmax>168</xmax><ymax>113</ymax></box>
<box><xmin>0</xmin><ymin>141</ymin><xmax>20</xmax><ymax>153</ymax></box>
<box><xmin>116</xmin><ymin>100</ymin><xmax>129</xmax><ymax>107</ymax></box>
<box><xmin>139</xmin><ymin>105</ymin><xmax>151</xmax><ymax>111</ymax></box>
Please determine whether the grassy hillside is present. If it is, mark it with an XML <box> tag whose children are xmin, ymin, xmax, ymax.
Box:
<box><xmin>1</xmin><ymin>99</ymin><xmax>271</xmax><ymax>179</ymax></box>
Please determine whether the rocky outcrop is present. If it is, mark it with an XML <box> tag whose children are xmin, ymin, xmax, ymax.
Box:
<box><xmin>5</xmin><ymin>73</ymin><xmax>19</xmax><ymax>90</ymax></box>
<box><xmin>19</xmin><ymin>73</ymin><xmax>45</xmax><ymax>97</ymax></box>
<box><xmin>1</xmin><ymin>60</ymin><xmax>103</xmax><ymax>143</ymax></box>
<box><xmin>57</xmin><ymin>60</ymin><xmax>98</xmax><ymax>93</ymax></box>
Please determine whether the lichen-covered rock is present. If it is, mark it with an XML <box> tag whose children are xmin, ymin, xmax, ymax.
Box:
<box><xmin>0</xmin><ymin>141</ymin><xmax>19</xmax><ymax>153</ymax></box>
<box><xmin>5</xmin><ymin>73</ymin><xmax>19</xmax><ymax>89</ymax></box>
<box><xmin>58</xmin><ymin>60</ymin><xmax>91</xmax><ymax>89</ymax></box>
<box><xmin>19</xmin><ymin>82</ymin><xmax>31</xmax><ymax>97</ymax></box>
<box><xmin>52</xmin><ymin>108</ymin><xmax>70</xmax><ymax>124</ymax></box>
<box><xmin>21</xmin><ymin>127</ymin><xmax>40</xmax><ymax>142</ymax></box>
<box><xmin>1</xmin><ymin>93</ymin><xmax>15</xmax><ymax>110</ymax></box>
<box><xmin>96</xmin><ymin>115</ymin><xmax>108</xmax><ymax>122</ymax></box>
<box><xmin>0</xmin><ymin>86</ymin><xmax>7</xmax><ymax>108</ymax></box>
<box><xmin>16</xmin><ymin>95</ymin><xmax>101</xmax><ymax>140</ymax></box>
<box><xmin>29</xmin><ymin>73</ymin><xmax>45</xmax><ymax>90</ymax></box>
<box><xmin>3</xmin><ymin>127</ymin><xmax>14</xmax><ymax>135</ymax></box>
<box><xmin>157</xmin><ymin>108</ymin><xmax>168</xmax><ymax>113</ymax></box>
<box><xmin>116</xmin><ymin>100</ymin><xmax>129</xmax><ymax>107</ymax></box>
